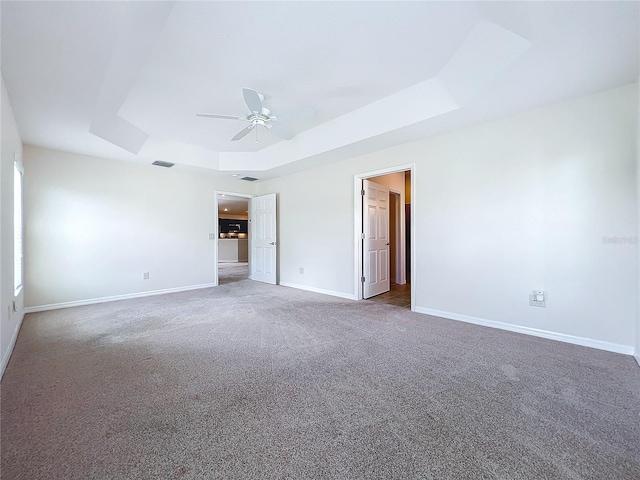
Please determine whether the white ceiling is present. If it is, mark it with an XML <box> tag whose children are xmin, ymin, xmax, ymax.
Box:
<box><xmin>218</xmin><ymin>194</ymin><xmax>248</xmax><ymax>217</ymax></box>
<box><xmin>1</xmin><ymin>1</ymin><xmax>638</xmax><ymax>181</ymax></box>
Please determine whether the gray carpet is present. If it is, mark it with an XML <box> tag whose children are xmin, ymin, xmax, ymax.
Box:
<box><xmin>2</xmin><ymin>279</ymin><xmax>639</xmax><ymax>479</ymax></box>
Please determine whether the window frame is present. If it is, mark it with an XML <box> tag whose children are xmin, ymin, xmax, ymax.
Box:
<box><xmin>14</xmin><ymin>154</ymin><xmax>23</xmax><ymax>296</ymax></box>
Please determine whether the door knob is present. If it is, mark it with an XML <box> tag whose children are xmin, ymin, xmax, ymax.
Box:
<box><xmin>386</xmin><ymin>242</ymin><xmax>390</xmax><ymax>246</ymax></box>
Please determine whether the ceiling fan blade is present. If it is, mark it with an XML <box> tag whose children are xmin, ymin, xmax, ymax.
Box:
<box><xmin>268</xmin><ymin>123</ymin><xmax>295</xmax><ymax>140</ymax></box>
<box><xmin>231</xmin><ymin>124</ymin><xmax>255</xmax><ymax>141</ymax></box>
<box><xmin>243</xmin><ymin>88</ymin><xmax>263</xmax><ymax>114</ymax></box>
<box><xmin>196</xmin><ymin>113</ymin><xmax>245</xmax><ymax>121</ymax></box>
<box><xmin>272</xmin><ymin>108</ymin><xmax>315</xmax><ymax>125</ymax></box>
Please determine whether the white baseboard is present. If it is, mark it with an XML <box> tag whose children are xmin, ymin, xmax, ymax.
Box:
<box><xmin>634</xmin><ymin>352</ymin><xmax>640</xmax><ymax>368</ymax></box>
<box><xmin>1</xmin><ymin>310</ymin><xmax>25</xmax><ymax>379</ymax></box>
<box><xmin>279</xmin><ymin>281</ymin><xmax>357</xmax><ymax>301</ymax></box>
<box><xmin>414</xmin><ymin>307</ymin><xmax>634</xmax><ymax>356</ymax></box>
<box><xmin>24</xmin><ymin>283</ymin><xmax>217</xmax><ymax>313</ymax></box>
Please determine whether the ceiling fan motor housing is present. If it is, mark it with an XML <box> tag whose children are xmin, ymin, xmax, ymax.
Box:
<box><xmin>247</xmin><ymin>107</ymin><xmax>273</xmax><ymax>126</ymax></box>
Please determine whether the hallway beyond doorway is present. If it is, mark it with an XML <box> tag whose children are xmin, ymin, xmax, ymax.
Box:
<box><xmin>365</xmin><ymin>283</ymin><xmax>411</xmax><ymax>309</ymax></box>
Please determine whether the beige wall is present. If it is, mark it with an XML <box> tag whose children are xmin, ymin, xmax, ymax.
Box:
<box><xmin>14</xmin><ymin>83</ymin><xmax>640</xmax><ymax>356</ymax></box>
<box><xmin>259</xmin><ymin>84</ymin><xmax>638</xmax><ymax>351</ymax></box>
<box><xmin>23</xmin><ymin>146</ymin><xmax>256</xmax><ymax>308</ymax></box>
<box><xmin>1</xmin><ymin>75</ymin><xmax>24</xmax><ymax>377</ymax></box>
<box><xmin>637</xmin><ymin>69</ymin><xmax>640</xmax><ymax>365</ymax></box>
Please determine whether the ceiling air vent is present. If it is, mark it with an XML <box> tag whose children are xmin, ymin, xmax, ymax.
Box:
<box><xmin>241</xmin><ymin>176</ymin><xmax>258</xmax><ymax>182</ymax></box>
<box><xmin>152</xmin><ymin>160</ymin><xmax>174</xmax><ymax>168</ymax></box>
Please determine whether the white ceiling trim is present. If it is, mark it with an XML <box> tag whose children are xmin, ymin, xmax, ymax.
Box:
<box><xmin>437</xmin><ymin>20</ymin><xmax>531</xmax><ymax>105</ymax></box>
<box><xmin>219</xmin><ymin>19</ymin><xmax>530</xmax><ymax>173</ymax></box>
<box><xmin>89</xmin><ymin>115</ymin><xmax>149</xmax><ymax>155</ymax></box>
<box><xmin>89</xmin><ymin>2</ymin><xmax>175</xmax><ymax>154</ymax></box>
<box><xmin>1</xmin><ymin>1</ymin><xmax>637</xmax><ymax>178</ymax></box>
<box><xmin>140</xmin><ymin>139</ymin><xmax>221</xmax><ymax>171</ymax></box>
<box><xmin>220</xmin><ymin>77</ymin><xmax>457</xmax><ymax>172</ymax></box>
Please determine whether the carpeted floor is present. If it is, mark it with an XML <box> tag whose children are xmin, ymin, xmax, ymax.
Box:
<box><xmin>2</xmin><ymin>279</ymin><xmax>639</xmax><ymax>479</ymax></box>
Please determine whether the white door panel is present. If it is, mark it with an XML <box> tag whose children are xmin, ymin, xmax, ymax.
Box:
<box><xmin>363</xmin><ymin>179</ymin><xmax>390</xmax><ymax>298</ymax></box>
<box><xmin>379</xmin><ymin>249</ymin><xmax>388</xmax><ymax>281</ymax></box>
<box><xmin>250</xmin><ymin>193</ymin><xmax>277</xmax><ymax>284</ymax></box>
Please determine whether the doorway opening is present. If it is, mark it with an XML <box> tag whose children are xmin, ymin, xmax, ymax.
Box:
<box><xmin>216</xmin><ymin>192</ymin><xmax>251</xmax><ymax>285</ymax></box>
<box><xmin>354</xmin><ymin>165</ymin><xmax>414</xmax><ymax>310</ymax></box>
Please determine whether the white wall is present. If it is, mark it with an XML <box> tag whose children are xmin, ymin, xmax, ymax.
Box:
<box><xmin>23</xmin><ymin>146</ymin><xmax>256</xmax><ymax>308</ymax></box>
<box><xmin>637</xmin><ymin>71</ymin><xmax>640</xmax><ymax>365</ymax></box>
<box><xmin>259</xmin><ymin>84</ymin><xmax>638</xmax><ymax>352</ymax></box>
<box><xmin>1</xmin><ymin>75</ymin><xmax>25</xmax><ymax>377</ymax></box>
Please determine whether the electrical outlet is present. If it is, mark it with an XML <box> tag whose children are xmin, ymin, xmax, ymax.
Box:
<box><xmin>529</xmin><ymin>290</ymin><xmax>546</xmax><ymax>308</ymax></box>
<box><xmin>299</xmin><ymin>267</ymin><xmax>304</xmax><ymax>274</ymax></box>
<box><xmin>7</xmin><ymin>305</ymin><xmax>11</xmax><ymax>319</ymax></box>
<box><xmin>143</xmin><ymin>272</ymin><xmax>150</xmax><ymax>280</ymax></box>
<box><xmin>209</xmin><ymin>233</ymin><xmax>216</xmax><ymax>240</ymax></box>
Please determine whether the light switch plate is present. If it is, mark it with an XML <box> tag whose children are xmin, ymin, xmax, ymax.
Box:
<box><xmin>529</xmin><ymin>290</ymin><xmax>546</xmax><ymax>307</ymax></box>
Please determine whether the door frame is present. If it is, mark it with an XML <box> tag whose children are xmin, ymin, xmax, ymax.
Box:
<box><xmin>354</xmin><ymin>164</ymin><xmax>415</xmax><ymax>310</ymax></box>
<box><xmin>389</xmin><ymin>190</ymin><xmax>404</xmax><ymax>285</ymax></box>
<box><xmin>214</xmin><ymin>190</ymin><xmax>254</xmax><ymax>286</ymax></box>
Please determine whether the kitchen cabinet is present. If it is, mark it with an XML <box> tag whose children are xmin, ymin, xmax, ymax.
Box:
<box><xmin>218</xmin><ymin>238</ymin><xmax>248</xmax><ymax>262</ymax></box>
<box><xmin>219</xmin><ymin>219</ymin><xmax>248</xmax><ymax>234</ymax></box>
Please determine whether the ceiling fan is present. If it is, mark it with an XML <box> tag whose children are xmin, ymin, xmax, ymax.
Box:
<box><xmin>197</xmin><ymin>88</ymin><xmax>313</xmax><ymax>143</ymax></box>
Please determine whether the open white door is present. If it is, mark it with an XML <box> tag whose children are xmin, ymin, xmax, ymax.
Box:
<box><xmin>250</xmin><ymin>193</ymin><xmax>277</xmax><ymax>284</ymax></box>
<box><xmin>362</xmin><ymin>179</ymin><xmax>390</xmax><ymax>298</ymax></box>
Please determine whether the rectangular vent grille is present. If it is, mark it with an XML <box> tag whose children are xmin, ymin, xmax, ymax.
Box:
<box><xmin>241</xmin><ymin>176</ymin><xmax>258</xmax><ymax>182</ymax></box>
<box><xmin>152</xmin><ymin>160</ymin><xmax>174</xmax><ymax>168</ymax></box>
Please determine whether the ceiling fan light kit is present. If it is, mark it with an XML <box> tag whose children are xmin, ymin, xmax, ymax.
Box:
<box><xmin>197</xmin><ymin>87</ymin><xmax>309</xmax><ymax>143</ymax></box>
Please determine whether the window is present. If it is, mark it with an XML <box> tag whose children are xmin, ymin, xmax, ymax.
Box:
<box><xmin>14</xmin><ymin>156</ymin><xmax>23</xmax><ymax>293</ymax></box>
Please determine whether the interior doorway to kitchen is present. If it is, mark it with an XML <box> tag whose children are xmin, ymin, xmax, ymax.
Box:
<box><xmin>216</xmin><ymin>192</ymin><xmax>251</xmax><ymax>285</ymax></box>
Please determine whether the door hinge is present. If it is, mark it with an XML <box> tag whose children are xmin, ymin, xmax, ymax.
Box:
<box><xmin>361</xmin><ymin>189</ymin><xmax>365</xmax><ymax>196</ymax></box>
<box><xmin>361</xmin><ymin>233</ymin><xmax>365</xmax><ymax>240</ymax></box>
<box><xmin>361</xmin><ymin>276</ymin><xmax>365</xmax><ymax>283</ymax></box>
